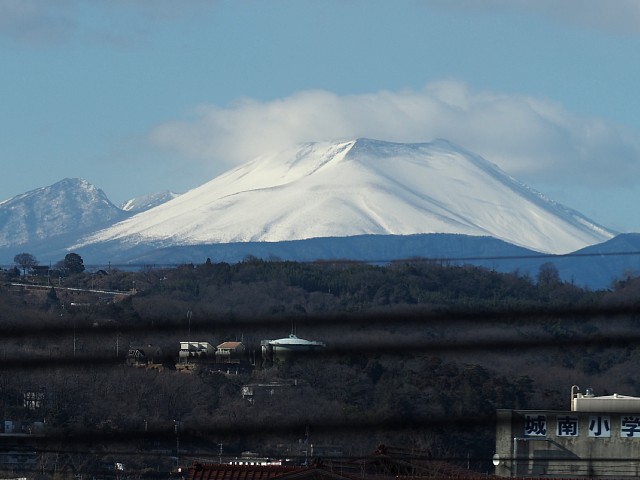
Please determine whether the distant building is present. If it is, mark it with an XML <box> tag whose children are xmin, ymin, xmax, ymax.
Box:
<box><xmin>495</xmin><ymin>386</ymin><xmax>640</xmax><ymax>477</ymax></box>
<box><xmin>177</xmin><ymin>341</ymin><xmax>216</xmax><ymax>372</ymax></box>
<box><xmin>23</xmin><ymin>391</ymin><xmax>45</xmax><ymax>410</ymax></box>
<box><xmin>261</xmin><ymin>334</ymin><xmax>325</xmax><ymax>365</ymax></box>
<box><xmin>0</xmin><ymin>421</ymin><xmax>45</xmax><ymax>472</ymax></box>
<box><xmin>178</xmin><ymin>341</ymin><xmax>215</xmax><ymax>362</ymax></box>
<box><xmin>30</xmin><ymin>265</ymin><xmax>50</xmax><ymax>276</ymax></box>
<box><xmin>215</xmin><ymin>341</ymin><xmax>245</xmax><ymax>364</ymax></box>
<box><xmin>241</xmin><ymin>380</ymin><xmax>300</xmax><ymax>404</ymax></box>
<box><xmin>126</xmin><ymin>344</ymin><xmax>163</xmax><ymax>368</ymax></box>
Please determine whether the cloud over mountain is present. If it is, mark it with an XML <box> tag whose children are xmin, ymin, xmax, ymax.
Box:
<box><xmin>149</xmin><ymin>80</ymin><xmax>640</xmax><ymax>191</ymax></box>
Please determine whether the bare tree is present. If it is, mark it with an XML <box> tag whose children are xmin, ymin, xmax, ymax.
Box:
<box><xmin>13</xmin><ymin>252</ymin><xmax>38</xmax><ymax>275</ymax></box>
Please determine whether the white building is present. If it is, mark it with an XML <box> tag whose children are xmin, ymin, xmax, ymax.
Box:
<box><xmin>178</xmin><ymin>341</ymin><xmax>215</xmax><ymax>363</ymax></box>
<box><xmin>261</xmin><ymin>334</ymin><xmax>325</xmax><ymax>364</ymax></box>
<box><xmin>495</xmin><ymin>386</ymin><xmax>640</xmax><ymax>477</ymax></box>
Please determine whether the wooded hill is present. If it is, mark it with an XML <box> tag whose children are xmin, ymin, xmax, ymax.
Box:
<box><xmin>1</xmin><ymin>257</ymin><xmax>639</xmax><ymax>477</ymax></box>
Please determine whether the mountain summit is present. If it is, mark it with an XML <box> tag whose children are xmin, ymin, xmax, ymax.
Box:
<box><xmin>0</xmin><ymin>177</ymin><xmax>125</xmax><ymax>249</ymax></box>
<box><xmin>78</xmin><ymin>139</ymin><xmax>613</xmax><ymax>254</ymax></box>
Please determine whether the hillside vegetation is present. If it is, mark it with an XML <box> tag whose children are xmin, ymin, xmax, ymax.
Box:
<box><xmin>1</xmin><ymin>257</ymin><xmax>640</xmax><ymax>476</ymax></box>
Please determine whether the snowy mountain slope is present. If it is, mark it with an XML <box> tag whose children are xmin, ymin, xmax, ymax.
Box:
<box><xmin>0</xmin><ymin>178</ymin><xmax>126</xmax><ymax>249</ymax></box>
<box><xmin>77</xmin><ymin>139</ymin><xmax>614</xmax><ymax>254</ymax></box>
<box><xmin>120</xmin><ymin>190</ymin><xmax>181</xmax><ymax>212</ymax></box>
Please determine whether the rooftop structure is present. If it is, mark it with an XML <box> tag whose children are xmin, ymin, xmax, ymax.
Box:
<box><xmin>261</xmin><ymin>334</ymin><xmax>325</xmax><ymax>364</ymax></box>
<box><xmin>571</xmin><ymin>385</ymin><xmax>640</xmax><ymax>413</ymax></box>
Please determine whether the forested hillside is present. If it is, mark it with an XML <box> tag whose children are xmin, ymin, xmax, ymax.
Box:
<box><xmin>1</xmin><ymin>257</ymin><xmax>639</xmax><ymax>477</ymax></box>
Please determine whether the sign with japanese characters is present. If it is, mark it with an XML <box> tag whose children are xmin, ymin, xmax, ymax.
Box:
<box><xmin>621</xmin><ymin>416</ymin><xmax>640</xmax><ymax>438</ymax></box>
<box><xmin>588</xmin><ymin>416</ymin><xmax>611</xmax><ymax>437</ymax></box>
<box><xmin>524</xmin><ymin>414</ymin><xmax>547</xmax><ymax>436</ymax></box>
<box><xmin>518</xmin><ymin>412</ymin><xmax>640</xmax><ymax>439</ymax></box>
<box><xmin>557</xmin><ymin>415</ymin><xmax>579</xmax><ymax>436</ymax></box>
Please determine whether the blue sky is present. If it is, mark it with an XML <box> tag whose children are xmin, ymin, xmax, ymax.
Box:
<box><xmin>2</xmin><ymin>0</ymin><xmax>640</xmax><ymax>232</ymax></box>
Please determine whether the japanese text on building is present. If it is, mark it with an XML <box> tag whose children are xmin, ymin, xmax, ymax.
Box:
<box><xmin>525</xmin><ymin>414</ymin><xmax>547</xmax><ymax>436</ymax></box>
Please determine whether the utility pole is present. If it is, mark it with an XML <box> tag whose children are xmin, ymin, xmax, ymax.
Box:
<box><xmin>187</xmin><ymin>310</ymin><xmax>192</xmax><ymax>343</ymax></box>
<box><xmin>304</xmin><ymin>425</ymin><xmax>310</xmax><ymax>465</ymax></box>
<box><xmin>174</xmin><ymin>420</ymin><xmax>180</xmax><ymax>470</ymax></box>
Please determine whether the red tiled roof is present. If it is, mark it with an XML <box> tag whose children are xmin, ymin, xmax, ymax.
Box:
<box><xmin>186</xmin><ymin>459</ymin><xmax>490</xmax><ymax>480</ymax></box>
<box><xmin>188</xmin><ymin>463</ymin><xmax>312</xmax><ymax>480</ymax></box>
<box><xmin>216</xmin><ymin>342</ymin><xmax>243</xmax><ymax>349</ymax></box>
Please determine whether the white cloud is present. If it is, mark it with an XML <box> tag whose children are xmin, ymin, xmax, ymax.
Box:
<box><xmin>149</xmin><ymin>80</ymin><xmax>640</xmax><ymax>189</ymax></box>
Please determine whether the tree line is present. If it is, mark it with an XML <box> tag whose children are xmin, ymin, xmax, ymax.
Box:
<box><xmin>12</xmin><ymin>252</ymin><xmax>85</xmax><ymax>277</ymax></box>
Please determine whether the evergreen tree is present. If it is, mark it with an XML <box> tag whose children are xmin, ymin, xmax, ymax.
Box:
<box><xmin>63</xmin><ymin>252</ymin><xmax>85</xmax><ymax>274</ymax></box>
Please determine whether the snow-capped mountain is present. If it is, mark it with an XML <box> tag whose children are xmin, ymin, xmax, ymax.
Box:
<box><xmin>120</xmin><ymin>190</ymin><xmax>181</xmax><ymax>213</ymax></box>
<box><xmin>0</xmin><ymin>178</ymin><xmax>126</xmax><ymax>249</ymax></box>
<box><xmin>77</xmin><ymin>138</ymin><xmax>614</xmax><ymax>255</ymax></box>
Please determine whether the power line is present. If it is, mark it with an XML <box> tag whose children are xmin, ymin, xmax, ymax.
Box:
<box><xmin>5</xmin><ymin>247</ymin><xmax>640</xmax><ymax>272</ymax></box>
